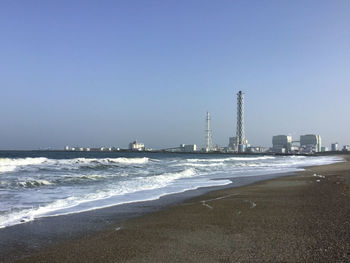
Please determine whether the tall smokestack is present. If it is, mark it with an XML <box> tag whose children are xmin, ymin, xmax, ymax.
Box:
<box><xmin>236</xmin><ymin>91</ymin><xmax>245</xmax><ymax>152</ymax></box>
<box><xmin>205</xmin><ymin>111</ymin><xmax>212</xmax><ymax>152</ymax></box>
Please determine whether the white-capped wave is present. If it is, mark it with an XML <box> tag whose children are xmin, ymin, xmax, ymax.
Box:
<box><xmin>228</xmin><ymin>156</ymin><xmax>276</xmax><ymax>161</ymax></box>
<box><xmin>186</xmin><ymin>156</ymin><xmax>275</xmax><ymax>163</ymax></box>
<box><xmin>0</xmin><ymin>155</ymin><xmax>342</xmax><ymax>229</ymax></box>
<box><xmin>180</xmin><ymin>162</ymin><xmax>225</xmax><ymax>167</ymax></box>
<box><xmin>0</xmin><ymin>167</ymin><xmax>200</xmax><ymax>228</ymax></box>
<box><xmin>152</xmin><ymin>167</ymin><xmax>196</xmax><ymax>181</ymax></box>
<box><xmin>53</xmin><ymin>157</ymin><xmax>150</xmax><ymax>167</ymax></box>
<box><xmin>107</xmin><ymin>157</ymin><xmax>150</xmax><ymax>164</ymax></box>
<box><xmin>0</xmin><ymin>197</ymin><xmax>79</xmax><ymax>228</ymax></box>
<box><xmin>75</xmin><ymin>174</ymin><xmax>106</xmax><ymax>181</ymax></box>
<box><xmin>0</xmin><ymin>157</ymin><xmax>151</xmax><ymax>173</ymax></box>
<box><xmin>17</xmin><ymin>179</ymin><xmax>53</xmax><ymax>188</ymax></box>
<box><xmin>0</xmin><ymin>157</ymin><xmax>48</xmax><ymax>173</ymax></box>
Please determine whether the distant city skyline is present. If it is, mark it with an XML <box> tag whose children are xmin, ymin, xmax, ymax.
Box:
<box><xmin>1</xmin><ymin>1</ymin><xmax>349</xmax><ymax>150</ymax></box>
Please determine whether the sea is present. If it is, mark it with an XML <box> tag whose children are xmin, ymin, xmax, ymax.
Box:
<box><xmin>0</xmin><ymin>151</ymin><xmax>341</xmax><ymax>229</ymax></box>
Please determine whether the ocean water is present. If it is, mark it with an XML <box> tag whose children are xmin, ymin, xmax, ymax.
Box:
<box><xmin>0</xmin><ymin>151</ymin><xmax>341</xmax><ymax>229</ymax></box>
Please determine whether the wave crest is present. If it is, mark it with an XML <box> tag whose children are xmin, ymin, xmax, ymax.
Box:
<box><xmin>17</xmin><ymin>179</ymin><xmax>53</xmax><ymax>188</ymax></box>
<box><xmin>0</xmin><ymin>157</ymin><xmax>48</xmax><ymax>173</ymax></box>
<box><xmin>0</xmin><ymin>157</ymin><xmax>150</xmax><ymax>173</ymax></box>
<box><xmin>186</xmin><ymin>156</ymin><xmax>275</xmax><ymax>163</ymax></box>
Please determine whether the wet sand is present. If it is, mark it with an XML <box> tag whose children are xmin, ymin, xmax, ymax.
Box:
<box><xmin>11</xmin><ymin>155</ymin><xmax>350</xmax><ymax>262</ymax></box>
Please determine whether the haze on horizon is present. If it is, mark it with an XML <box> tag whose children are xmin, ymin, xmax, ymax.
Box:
<box><xmin>1</xmin><ymin>0</ymin><xmax>349</xmax><ymax>150</ymax></box>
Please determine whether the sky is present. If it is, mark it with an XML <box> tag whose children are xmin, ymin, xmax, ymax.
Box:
<box><xmin>0</xmin><ymin>0</ymin><xmax>349</xmax><ymax>150</ymax></box>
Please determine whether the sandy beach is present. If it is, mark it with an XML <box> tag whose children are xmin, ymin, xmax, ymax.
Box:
<box><xmin>8</xmin><ymin>155</ymin><xmax>350</xmax><ymax>262</ymax></box>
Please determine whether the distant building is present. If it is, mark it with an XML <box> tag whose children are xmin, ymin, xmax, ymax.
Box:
<box><xmin>300</xmin><ymin>134</ymin><xmax>322</xmax><ymax>153</ymax></box>
<box><xmin>247</xmin><ymin>146</ymin><xmax>266</xmax><ymax>153</ymax></box>
<box><xmin>331</xmin><ymin>143</ymin><xmax>339</xmax><ymax>151</ymax></box>
<box><xmin>342</xmin><ymin>145</ymin><xmax>350</xmax><ymax>152</ymax></box>
<box><xmin>290</xmin><ymin>146</ymin><xmax>300</xmax><ymax>153</ymax></box>
<box><xmin>321</xmin><ymin>146</ymin><xmax>328</xmax><ymax>152</ymax></box>
<box><xmin>212</xmin><ymin>145</ymin><xmax>225</xmax><ymax>152</ymax></box>
<box><xmin>180</xmin><ymin>144</ymin><xmax>197</xmax><ymax>152</ymax></box>
<box><xmin>272</xmin><ymin>135</ymin><xmax>292</xmax><ymax>153</ymax></box>
<box><xmin>91</xmin><ymin>148</ymin><xmax>99</xmax><ymax>151</ymax></box>
<box><xmin>129</xmin><ymin>141</ymin><xmax>145</xmax><ymax>151</ymax></box>
<box><xmin>228</xmin><ymin>137</ymin><xmax>237</xmax><ymax>151</ymax></box>
<box><xmin>65</xmin><ymin>146</ymin><xmax>70</xmax><ymax>151</ymax></box>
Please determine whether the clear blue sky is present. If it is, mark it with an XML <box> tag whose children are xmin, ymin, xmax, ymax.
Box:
<box><xmin>1</xmin><ymin>0</ymin><xmax>349</xmax><ymax>150</ymax></box>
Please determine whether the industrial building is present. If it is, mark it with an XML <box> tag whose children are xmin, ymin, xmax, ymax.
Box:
<box><xmin>321</xmin><ymin>146</ymin><xmax>328</xmax><ymax>152</ymax></box>
<box><xmin>180</xmin><ymin>144</ymin><xmax>197</xmax><ymax>152</ymax></box>
<box><xmin>331</xmin><ymin>143</ymin><xmax>339</xmax><ymax>151</ymax></box>
<box><xmin>300</xmin><ymin>134</ymin><xmax>322</xmax><ymax>153</ymax></box>
<box><xmin>129</xmin><ymin>141</ymin><xmax>145</xmax><ymax>151</ymax></box>
<box><xmin>272</xmin><ymin>135</ymin><xmax>292</xmax><ymax>153</ymax></box>
<box><xmin>247</xmin><ymin>146</ymin><xmax>266</xmax><ymax>153</ymax></box>
<box><xmin>228</xmin><ymin>137</ymin><xmax>237</xmax><ymax>151</ymax></box>
<box><xmin>343</xmin><ymin>145</ymin><xmax>350</xmax><ymax>152</ymax></box>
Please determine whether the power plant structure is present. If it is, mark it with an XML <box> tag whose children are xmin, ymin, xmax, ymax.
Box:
<box><xmin>300</xmin><ymin>134</ymin><xmax>322</xmax><ymax>153</ymax></box>
<box><xmin>227</xmin><ymin>91</ymin><xmax>248</xmax><ymax>152</ymax></box>
<box><xmin>272</xmin><ymin>135</ymin><xmax>293</xmax><ymax>153</ymax></box>
<box><xmin>235</xmin><ymin>91</ymin><xmax>247</xmax><ymax>152</ymax></box>
<box><xmin>205</xmin><ymin>111</ymin><xmax>212</xmax><ymax>152</ymax></box>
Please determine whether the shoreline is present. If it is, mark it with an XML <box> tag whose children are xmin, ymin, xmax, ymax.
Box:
<box><xmin>2</xmin><ymin>155</ymin><xmax>349</xmax><ymax>262</ymax></box>
<box><xmin>0</xmin><ymin>171</ymin><xmax>296</xmax><ymax>262</ymax></box>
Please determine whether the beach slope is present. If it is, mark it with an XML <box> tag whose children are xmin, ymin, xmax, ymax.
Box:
<box><xmin>17</xmin><ymin>156</ymin><xmax>350</xmax><ymax>262</ymax></box>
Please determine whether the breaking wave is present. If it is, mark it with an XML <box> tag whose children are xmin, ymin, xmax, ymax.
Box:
<box><xmin>0</xmin><ymin>157</ymin><xmax>48</xmax><ymax>173</ymax></box>
<box><xmin>16</xmin><ymin>179</ymin><xmax>53</xmax><ymax>188</ymax></box>
<box><xmin>0</xmin><ymin>157</ymin><xmax>150</xmax><ymax>173</ymax></box>
<box><xmin>0</xmin><ymin>167</ymin><xmax>208</xmax><ymax>228</ymax></box>
<box><xmin>186</xmin><ymin>156</ymin><xmax>275</xmax><ymax>163</ymax></box>
<box><xmin>0</xmin><ymin>154</ymin><xmax>342</xmax><ymax>229</ymax></box>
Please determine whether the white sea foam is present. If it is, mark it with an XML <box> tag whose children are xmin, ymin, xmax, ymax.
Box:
<box><xmin>186</xmin><ymin>156</ymin><xmax>275</xmax><ymax>163</ymax></box>
<box><xmin>0</xmin><ymin>174</ymin><xmax>231</xmax><ymax>229</ymax></box>
<box><xmin>0</xmin><ymin>157</ymin><xmax>150</xmax><ymax>174</ymax></box>
<box><xmin>0</xmin><ymin>155</ymin><xmax>343</xmax><ymax>229</ymax></box>
<box><xmin>17</xmin><ymin>179</ymin><xmax>53</xmax><ymax>188</ymax></box>
<box><xmin>52</xmin><ymin>157</ymin><xmax>150</xmax><ymax>168</ymax></box>
<box><xmin>179</xmin><ymin>162</ymin><xmax>225</xmax><ymax>167</ymax></box>
<box><xmin>0</xmin><ymin>167</ymin><xmax>201</xmax><ymax>228</ymax></box>
<box><xmin>0</xmin><ymin>157</ymin><xmax>48</xmax><ymax>166</ymax></box>
<box><xmin>0</xmin><ymin>157</ymin><xmax>48</xmax><ymax>173</ymax></box>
